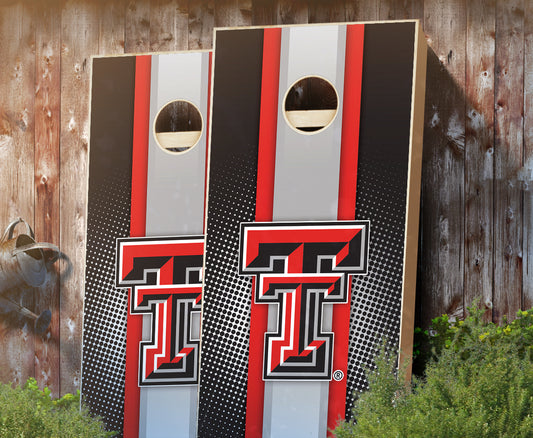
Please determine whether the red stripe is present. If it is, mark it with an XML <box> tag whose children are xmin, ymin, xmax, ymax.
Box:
<box><xmin>158</xmin><ymin>256</ymin><xmax>174</xmax><ymax>284</ymax></box>
<box><xmin>328</xmin><ymin>24</ymin><xmax>365</xmax><ymax>436</ymax></box>
<box><xmin>123</xmin><ymin>55</ymin><xmax>151</xmax><ymax>438</ymax></box>
<box><xmin>337</xmin><ymin>24</ymin><xmax>364</xmax><ymax>221</ymax></box>
<box><xmin>253</xmin><ymin>28</ymin><xmax>281</xmax><ymax>223</ymax></box>
<box><xmin>130</xmin><ymin>55</ymin><xmax>150</xmax><ymax>238</ymax></box>
<box><xmin>245</xmin><ymin>27</ymin><xmax>281</xmax><ymax>438</ymax></box>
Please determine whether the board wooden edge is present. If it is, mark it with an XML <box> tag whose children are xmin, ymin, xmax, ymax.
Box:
<box><xmin>398</xmin><ymin>20</ymin><xmax>427</xmax><ymax>377</ymax></box>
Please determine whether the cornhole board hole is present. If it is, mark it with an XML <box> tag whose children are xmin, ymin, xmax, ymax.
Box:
<box><xmin>81</xmin><ymin>50</ymin><xmax>211</xmax><ymax>438</ymax></box>
<box><xmin>198</xmin><ymin>21</ymin><xmax>426</xmax><ymax>438</ymax></box>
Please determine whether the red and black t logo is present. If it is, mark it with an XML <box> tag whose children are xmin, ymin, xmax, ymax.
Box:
<box><xmin>239</xmin><ymin>221</ymin><xmax>369</xmax><ymax>380</ymax></box>
<box><xmin>116</xmin><ymin>236</ymin><xmax>204</xmax><ymax>386</ymax></box>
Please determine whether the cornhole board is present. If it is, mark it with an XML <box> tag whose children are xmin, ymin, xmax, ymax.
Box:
<box><xmin>198</xmin><ymin>21</ymin><xmax>426</xmax><ymax>438</ymax></box>
<box><xmin>81</xmin><ymin>50</ymin><xmax>211</xmax><ymax>437</ymax></box>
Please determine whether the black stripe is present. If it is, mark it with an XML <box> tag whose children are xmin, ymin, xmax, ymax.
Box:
<box><xmin>358</xmin><ymin>22</ymin><xmax>415</xmax><ymax>166</ymax></box>
<box><xmin>88</xmin><ymin>57</ymin><xmax>136</xmax><ymax>190</ymax></box>
<box><xmin>83</xmin><ymin>56</ymin><xmax>136</xmax><ymax>434</ymax></box>
<box><xmin>209</xmin><ymin>29</ymin><xmax>265</xmax><ymax>162</ymax></box>
<box><xmin>198</xmin><ymin>29</ymin><xmax>264</xmax><ymax>438</ymax></box>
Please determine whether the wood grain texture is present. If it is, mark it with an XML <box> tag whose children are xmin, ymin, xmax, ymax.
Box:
<box><xmin>59</xmin><ymin>0</ymin><xmax>98</xmax><ymax>395</ymax></box>
<box><xmin>275</xmin><ymin>0</ymin><xmax>308</xmax><ymax>24</ymax></box>
<box><xmin>465</xmin><ymin>0</ymin><xmax>495</xmax><ymax>319</ymax></box>
<box><xmin>189</xmin><ymin>0</ymin><xmax>214</xmax><ymax>49</ymax></box>
<box><xmin>494</xmin><ymin>0</ymin><xmax>524</xmax><ymax>323</ymax></box>
<box><xmin>345</xmin><ymin>0</ymin><xmax>378</xmax><ymax>21</ymax></box>
<box><xmin>125</xmin><ymin>0</ymin><xmax>151</xmax><ymax>53</ymax></box>
<box><xmin>214</xmin><ymin>0</ymin><xmax>253</xmax><ymax>27</ymax></box>
<box><xmin>411</xmin><ymin>0</ymin><xmax>423</xmax><ymax>21</ymax></box>
<box><xmin>0</xmin><ymin>1</ymin><xmax>35</xmax><ymax>388</ymax></box>
<box><xmin>378</xmin><ymin>0</ymin><xmax>423</xmax><ymax>21</ymax></box>
<box><xmin>98</xmin><ymin>0</ymin><xmax>126</xmax><ymax>54</ymax></box>
<box><xmin>308</xmin><ymin>0</ymin><xmax>345</xmax><ymax>23</ymax></box>
<box><xmin>379</xmin><ymin>0</ymin><xmax>400</xmax><ymax>20</ymax></box>
<box><xmin>252</xmin><ymin>0</ymin><xmax>275</xmax><ymax>25</ymax></box>
<box><xmin>33</xmin><ymin>0</ymin><xmax>61</xmax><ymax>397</ymax></box>
<box><xmin>150</xmin><ymin>0</ymin><xmax>188</xmax><ymax>51</ymax></box>
<box><xmin>421</xmin><ymin>0</ymin><xmax>466</xmax><ymax>324</ymax></box>
<box><xmin>524</xmin><ymin>0</ymin><xmax>533</xmax><ymax>311</ymax></box>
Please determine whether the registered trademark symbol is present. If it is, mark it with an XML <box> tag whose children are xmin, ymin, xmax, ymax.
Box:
<box><xmin>333</xmin><ymin>370</ymin><xmax>344</xmax><ymax>381</ymax></box>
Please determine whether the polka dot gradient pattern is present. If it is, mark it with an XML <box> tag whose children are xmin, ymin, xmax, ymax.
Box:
<box><xmin>198</xmin><ymin>151</ymin><xmax>258</xmax><ymax>437</ymax></box>
<box><xmin>199</xmin><ymin>156</ymin><xmax>410</xmax><ymax>433</ymax></box>
<box><xmin>346</xmin><ymin>158</ymin><xmax>408</xmax><ymax>418</ymax></box>
<box><xmin>82</xmin><ymin>171</ymin><xmax>131</xmax><ymax>434</ymax></box>
<box><xmin>199</xmin><ymin>154</ymin><xmax>410</xmax><ymax>434</ymax></box>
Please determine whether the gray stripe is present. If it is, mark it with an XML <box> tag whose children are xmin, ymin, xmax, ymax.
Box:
<box><xmin>264</xmin><ymin>381</ymin><xmax>330</xmax><ymax>438</ymax></box>
<box><xmin>139</xmin><ymin>387</ymin><xmax>198</xmax><ymax>438</ymax></box>
<box><xmin>146</xmin><ymin>52</ymin><xmax>208</xmax><ymax>236</ymax></box>
<box><xmin>140</xmin><ymin>51</ymin><xmax>209</xmax><ymax>438</ymax></box>
<box><xmin>272</xmin><ymin>25</ymin><xmax>346</xmax><ymax>221</ymax></box>
<box><xmin>264</xmin><ymin>25</ymin><xmax>347</xmax><ymax>438</ymax></box>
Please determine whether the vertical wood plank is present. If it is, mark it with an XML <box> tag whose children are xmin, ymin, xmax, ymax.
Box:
<box><xmin>406</xmin><ymin>0</ymin><xmax>422</xmax><ymax>20</ymax></box>
<box><xmin>524</xmin><ymin>0</ymin><xmax>533</xmax><ymax>311</ymax></box>
<box><xmin>125</xmin><ymin>0</ymin><xmax>151</xmax><ymax>53</ymax></box>
<box><xmin>60</xmin><ymin>0</ymin><xmax>99</xmax><ymax>395</ymax></box>
<box><xmin>189</xmin><ymin>0</ymin><xmax>214</xmax><ymax>50</ymax></box>
<box><xmin>379</xmin><ymin>0</ymin><xmax>422</xmax><ymax>20</ymax></box>
<box><xmin>494</xmin><ymin>0</ymin><xmax>524</xmax><ymax>322</ymax></box>
<box><xmin>308</xmin><ymin>0</ymin><xmax>346</xmax><ymax>23</ymax></box>
<box><xmin>464</xmin><ymin>0</ymin><xmax>495</xmax><ymax>318</ymax></box>
<box><xmin>34</xmin><ymin>0</ymin><xmax>61</xmax><ymax>397</ymax></box>
<box><xmin>411</xmin><ymin>0</ymin><xmax>424</xmax><ymax>20</ymax></box>
<box><xmin>421</xmin><ymin>0</ymin><xmax>466</xmax><ymax>325</ymax></box>
<box><xmin>345</xmin><ymin>0</ymin><xmax>378</xmax><ymax>21</ymax></box>
<box><xmin>252</xmin><ymin>0</ymin><xmax>275</xmax><ymax>25</ymax></box>
<box><xmin>275</xmin><ymin>0</ymin><xmax>308</xmax><ymax>24</ymax></box>
<box><xmin>98</xmin><ymin>0</ymin><xmax>126</xmax><ymax>55</ymax></box>
<box><xmin>0</xmin><ymin>1</ymin><xmax>35</xmax><ymax>388</ymax></box>
<box><xmin>214</xmin><ymin>0</ymin><xmax>253</xmax><ymax>27</ymax></box>
<box><xmin>149</xmin><ymin>0</ymin><xmax>188</xmax><ymax>52</ymax></box>
<box><xmin>378</xmin><ymin>0</ymin><xmax>398</xmax><ymax>20</ymax></box>
<box><xmin>424</xmin><ymin>0</ymin><xmax>467</xmax><ymax>111</ymax></box>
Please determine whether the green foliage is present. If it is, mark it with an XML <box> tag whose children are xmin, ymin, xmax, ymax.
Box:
<box><xmin>0</xmin><ymin>378</ymin><xmax>115</xmax><ymax>437</ymax></box>
<box><xmin>334</xmin><ymin>305</ymin><xmax>533</xmax><ymax>438</ymax></box>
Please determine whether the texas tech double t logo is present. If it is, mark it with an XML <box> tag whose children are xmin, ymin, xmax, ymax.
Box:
<box><xmin>239</xmin><ymin>221</ymin><xmax>369</xmax><ymax>380</ymax></box>
<box><xmin>116</xmin><ymin>236</ymin><xmax>204</xmax><ymax>386</ymax></box>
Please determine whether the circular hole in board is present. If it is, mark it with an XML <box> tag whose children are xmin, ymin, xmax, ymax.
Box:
<box><xmin>153</xmin><ymin>99</ymin><xmax>203</xmax><ymax>154</ymax></box>
<box><xmin>283</xmin><ymin>76</ymin><xmax>339</xmax><ymax>134</ymax></box>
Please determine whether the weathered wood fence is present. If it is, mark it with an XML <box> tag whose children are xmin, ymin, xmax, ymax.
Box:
<box><xmin>0</xmin><ymin>0</ymin><xmax>530</xmax><ymax>398</ymax></box>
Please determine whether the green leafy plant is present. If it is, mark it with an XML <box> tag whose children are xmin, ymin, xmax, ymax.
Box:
<box><xmin>0</xmin><ymin>378</ymin><xmax>115</xmax><ymax>437</ymax></box>
<box><xmin>334</xmin><ymin>305</ymin><xmax>533</xmax><ymax>438</ymax></box>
